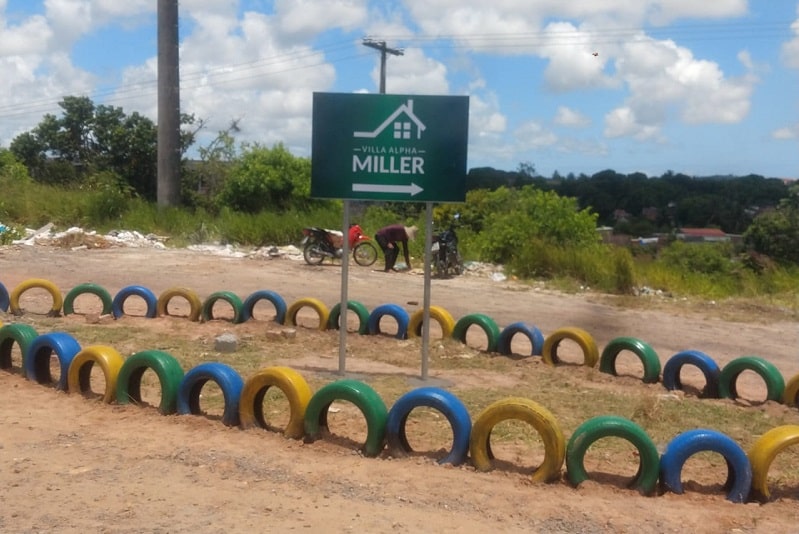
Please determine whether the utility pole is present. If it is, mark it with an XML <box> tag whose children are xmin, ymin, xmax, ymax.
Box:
<box><xmin>362</xmin><ymin>38</ymin><xmax>404</xmax><ymax>94</ymax></box>
<box><xmin>157</xmin><ymin>0</ymin><xmax>181</xmax><ymax>207</ymax></box>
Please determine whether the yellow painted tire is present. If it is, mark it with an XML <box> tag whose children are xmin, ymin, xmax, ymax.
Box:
<box><xmin>239</xmin><ymin>366</ymin><xmax>312</xmax><ymax>439</ymax></box>
<box><xmin>407</xmin><ymin>305</ymin><xmax>456</xmax><ymax>339</ymax></box>
<box><xmin>10</xmin><ymin>278</ymin><xmax>63</xmax><ymax>317</ymax></box>
<box><xmin>285</xmin><ymin>297</ymin><xmax>329</xmax><ymax>330</ymax></box>
<box><xmin>469</xmin><ymin>397</ymin><xmax>565</xmax><ymax>483</ymax></box>
<box><xmin>542</xmin><ymin>327</ymin><xmax>599</xmax><ymax>367</ymax></box>
<box><xmin>156</xmin><ymin>287</ymin><xmax>203</xmax><ymax>322</ymax></box>
<box><xmin>748</xmin><ymin>424</ymin><xmax>799</xmax><ymax>501</ymax></box>
<box><xmin>783</xmin><ymin>373</ymin><xmax>799</xmax><ymax>407</ymax></box>
<box><xmin>67</xmin><ymin>345</ymin><xmax>125</xmax><ymax>403</ymax></box>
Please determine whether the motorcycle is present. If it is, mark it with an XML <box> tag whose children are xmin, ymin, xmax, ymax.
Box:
<box><xmin>301</xmin><ymin>224</ymin><xmax>378</xmax><ymax>266</ymax></box>
<box><xmin>431</xmin><ymin>214</ymin><xmax>463</xmax><ymax>278</ymax></box>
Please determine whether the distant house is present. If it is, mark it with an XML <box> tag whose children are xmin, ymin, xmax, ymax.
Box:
<box><xmin>676</xmin><ymin>228</ymin><xmax>730</xmax><ymax>243</ymax></box>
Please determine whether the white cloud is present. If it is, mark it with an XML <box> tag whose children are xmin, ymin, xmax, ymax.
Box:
<box><xmin>274</xmin><ymin>0</ymin><xmax>367</xmax><ymax>41</ymax></box>
<box><xmin>772</xmin><ymin>125</ymin><xmax>799</xmax><ymax>140</ymax></box>
<box><xmin>782</xmin><ymin>9</ymin><xmax>799</xmax><ymax>69</ymax></box>
<box><xmin>514</xmin><ymin>120</ymin><xmax>558</xmax><ymax>148</ymax></box>
<box><xmin>383</xmin><ymin>48</ymin><xmax>449</xmax><ymax>94</ymax></box>
<box><xmin>554</xmin><ymin>106</ymin><xmax>591</xmax><ymax>127</ymax></box>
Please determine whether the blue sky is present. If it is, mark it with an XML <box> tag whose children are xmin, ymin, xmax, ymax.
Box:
<box><xmin>1</xmin><ymin>0</ymin><xmax>798</xmax><ymax>179</ymax></box>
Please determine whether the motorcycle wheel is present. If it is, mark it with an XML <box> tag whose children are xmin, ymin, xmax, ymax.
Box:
<box><xmin>353</xmin><ymin>241</ymin><xmax>378</xmax><ymax>267</ymax></box>
<box><xmin>303</xmin><ymin>241</ymin><xmax>326</xmax><ymax>265</ymax></box>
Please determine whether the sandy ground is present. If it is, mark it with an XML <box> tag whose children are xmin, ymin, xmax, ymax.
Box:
<box><xmin>1</xmin><ymin>243</ymin><xmax>798</xmax><ymax>533</ymax></box>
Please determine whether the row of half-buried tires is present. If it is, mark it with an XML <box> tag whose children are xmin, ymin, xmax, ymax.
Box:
<box><xmin>3</xmin><ymin>279</ymin><xmax>799</xmax><ymax>407</ymax></box>
<box><xmin>0</xmin><ymin>322</ymin><xmax>797</xmax><ymax>503</ymax></box>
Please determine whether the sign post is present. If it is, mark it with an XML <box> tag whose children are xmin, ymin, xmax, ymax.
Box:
<box><xmin>311</xmin><ymin>92</ymin><xmax>469</xmax><ymax>379</ymax></box>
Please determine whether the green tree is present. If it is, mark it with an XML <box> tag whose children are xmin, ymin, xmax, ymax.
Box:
<box><xmin>744</xmin><ymin>185</ymin><xmax>799</xmax><ymax>264</ymax></box>
<box><xmin>217</xmin><ymin>142</ymin><xmax>313</xmax><ymax>213</ymax></box>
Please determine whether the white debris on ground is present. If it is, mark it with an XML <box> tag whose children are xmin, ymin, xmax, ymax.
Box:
<box><xmin>1</xmin><ymin>222</ymin><xmax>511</xmax><ymax>279</ymax></box>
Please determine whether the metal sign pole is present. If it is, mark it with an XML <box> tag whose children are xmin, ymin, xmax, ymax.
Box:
<box><xmin>421</xmin><ymin>201</ymin><xmax>433</xmax><ymax>380</ymax></box>
<box><xmin>338</xmin><ymin>200</ymin><xmax>351</xmax><ymax>374</ymax></box>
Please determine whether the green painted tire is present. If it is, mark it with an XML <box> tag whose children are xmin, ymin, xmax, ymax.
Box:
<box><xmin>327</xmin><ymin>300</ymin><xmax>370</xmax><ymax>334</ymax></box>
<box><xmin>116</xmin><ymin>350</ymin><xmax>185</xmax><ymax>415</ymax></box>
<box><xmin>451</xmin><ymin>313</ymin><xmax>501</xmax><ymax>353</ymax></box>
<box><xmin>0</xmin><ymin>323</ymin><xmax>38</xmax><ymax>377</ymax></box>
<box><xmin>469</xmin><ymin>397</ymin><xmax>565</xmax><ymax>483</ymax></box>
<box><xmin>201</xmin><ymin>290</ymin><xmax>245</xmax><ymax>324</ymax></box>
<box><xmin>718</xmin><ymin>356</ymin><xmax>785</xmax><ymax>402</ymax></box>
<box><xmin>599</xmin><ymin>336</ymin><xmax>661</xmax><ymax>384</ymax></box>
<box><xmin>566</xmin><ymin>415</ymin><xmax>660</xmax><ymax>496</ymax></box>
<box><xmin>62</xmin><ymin>283</ymin><xmax>113</xmax><ymax>316</ymax></box>
<box><xmin>304</xmin><ymin>379</ymin><xmax>388</xmax><ymax>458</ymax></box>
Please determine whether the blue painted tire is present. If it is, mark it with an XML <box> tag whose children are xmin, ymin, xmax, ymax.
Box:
<box><xmin>497</xmin><ymin>322</ymin><xmax>545</xmax><ymax>356</ymax></box>
<box><xmin>241</xmin><ymin>290</ymin><xmax>287</xmax><ymax>323</ymax></box>
<box><xmin>116</xmin><ymin>350</ymin><xmax>185</xmax><ymax>415</ymax></box>
<box><xmin>112</xmin><ymin>285</ymin><xmax>158</xmax><ymax>319</ymax></box>
<box><xmin>0</xmin><ymin>281</ymin><xmax>9</xmax><ymax>312</ymax></box>
<box><xmin>662</xmin><ymin>350</ymin><xmax>721</xmax><ymax>398</ymax></box>
<box><xmin>386</xmin><ymin>387</ymin><xmax>472</xmax><ymax>466</ymax></box>
<box><xmin>718</xmin><ymin>356</ymin><xmax>785</xmax><ymax>402</ymax></box>
<box><xmin>599</xmin><ymin>336</ymin><xmax>661</xmax><ymax>384</ymax></box>
<box><xmin>660</xmin><ymin>428</ymin><xmax>752</xmax><ymax>503</ymax></box>
<box><xmin>0</xmin><ymin>323</ymin><xmax>38</xmax><ymax>377</ymax></box>
<box><xmin>328</xmin><ymin>300</ymin><xmax>370</xmax><ymax>335</ymax></box>
<box><xmin>201</xmin><ymin>291</ymin><xmax>245</xmax><ymax>324</ymax></box>
<box><xmin>177</xmin><ymin>362</ymin><xmax>244</xmax><ymax>427</ymax></box>
<box><xmin>367</xmin><ymin>304</ymin><xmax>410</xmax><ymax>340</ymax></box>
<box><xmin>24</xmin><ymin>332</ymin><xmax>82</xmax><ymax>391</ymax></box>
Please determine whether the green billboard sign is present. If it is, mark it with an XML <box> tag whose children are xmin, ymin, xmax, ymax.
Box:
<box><xmin>311</xmin><ymin>92</ymin><xmax>469</xmax><ymax>202</ymax></box>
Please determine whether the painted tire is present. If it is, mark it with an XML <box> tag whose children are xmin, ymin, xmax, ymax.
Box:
<box><xmin>367</xmin><ymin>304</ymin><xmax>410</xmax><ymax>340</ymax></box>
<box><xmin>783</xmin><ymin>373</ymin><xmax>799</xmax><ymax>407</ymax></box>
<box><xmin>241</xmin><ymin>290</ymin><xmax>287</xmax><ymax>323</ymax></box>
<box><xmin>566</xmin><ymin>415</ymin><xmax>660</xmax><ymax>495</ymax></box>
<box><xmin>661</xmin><ymin>350</ymin><xmax>721</xmax><ymax>398</ymax></box>
<box><xmin>452</xmin><ymin>313</ymin><xmax>501</xmax><ymax>353</ymax></box>
<box><xmin>0</xmin><ymin>323</ymin><xmax>38</xmax><ymax>376</ymax></box>
<box><xmin>748</xmin><ymin>424</ymin><xmax>799</xmax><ymax>501</ymax></box>
<box><xmin>176</xmin><ymin>362</ymin><xmax>244</xmax><ymax>427</ymax></box>
<box><xmin>112</xmin><ymin>285</ymin><xmax>158</xmax><ymax>319</ymax></box>
<box><xmin>116</xmin><ymin>350</ymin><xmax>185</xmax><ymax>415</ymax></box>
<box><xmin>386</xmin><ymin>387</ymin><xmax>472</xmax><ymax>466</ymax></box>
<box><xmin>469</xmin><ymin>397</ymin><xmax>565</xmax><ymax>483</ymax></box>
<box><xmin>599</xmin><ymin>336</ymin><xmax>661</xmax><ymax>384</ymax></box>
<box><xmin>327</xmin><ymin>300</ymin><xmax>370</xmax><ymax>335</ymax></box>
<box><xmin>201</xmin><ymin>291</ymin><xmax>245</xmax><ymax>324</ymax></box>
<box><xmin>239</xmin><ymin>366</ymin><xmax>312</xmax><ymax>439</ymax></box>
<box><xmin>718</xmin><ymin>356</ymin><xmax>785</xmax><ymax>402</ymax></box>
<box><xmin>285</xmin><ymin>297</ymin><xmax>330</xmax><ymax>330</ymax></box>
<box><xmin>0</xmin><ymin>280</ymin><xmax>10</xmax><ymax>312</ymax></box>
<box><xmin>156</xmin><ymin>287</ymin><xmax>203</xmax><ymax>322</ymax></box>
<box><xmin>659</xmin><ymin>428</ymin><xmax>752</xmax><ymax>503</ymax></box>
<box><xmin>304</xmin><ymin>379</ymin><xmax>388</xmax><ymax>458</ymax></box>
<box><xmin>407</xmin><ymin>306</ymin><xmax>456</xmax><ymax>339</ymax></box>
<box><xmin>496</xmin><ymin>322</ymin><xmax>545</xmax><ymax>356</ymax></box>
<box><xmin>542</xmin><ymin>327</ymin><xmax>599</xmax><ymax>367</ymax></box>
<box><xmin>66</xmin><ymin>345</ymin><xmax>125</xmax><ymax>403</ymax></box>
<box><xmin>10</xmin><ymin>278</ymin><xmax>63</xmax><ymax>317</ymax></box>
<box><xmin>24</xmin><ymin>332</ymin><xmax>82</xmax><ymax>391</ymax></box>
<box><xmin>62</xmin><ymin>283</ymin><xmax>113</xmax><ymax>316</ymax></box>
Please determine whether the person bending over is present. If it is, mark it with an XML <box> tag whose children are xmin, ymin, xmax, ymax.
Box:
<box><xmin>375</xmin><ymin>224</ymin><xmax>417</xmax><ymax>272</ymax></box>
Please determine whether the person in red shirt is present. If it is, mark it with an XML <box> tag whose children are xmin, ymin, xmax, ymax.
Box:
<box><xmin>374</xmin><ymin>224</ymin><xmax>417</xmax><ymax>272</ymax></box>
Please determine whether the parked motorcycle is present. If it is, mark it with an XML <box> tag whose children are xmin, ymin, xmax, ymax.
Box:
<box><xmin>431</xmin><ymin>214</ymin><xmax>463</xmax><ymax>278</ymax></box>
<box><xmin>301</xmin><ymin>224</ymin><xmax>378</xmax><ymax>266</ymax></box>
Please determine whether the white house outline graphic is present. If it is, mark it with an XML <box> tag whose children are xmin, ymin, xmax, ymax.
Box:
<box><xmin>353</xmin><ymin>99</ymin><xmax>426</xmax><ymax>140</ymax></box>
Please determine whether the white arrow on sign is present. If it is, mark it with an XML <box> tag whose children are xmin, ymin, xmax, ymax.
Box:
<box><xmin>352</xmin><ymin>182</ymin><xmax>424</xmax><ymax>196</ymax></box>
